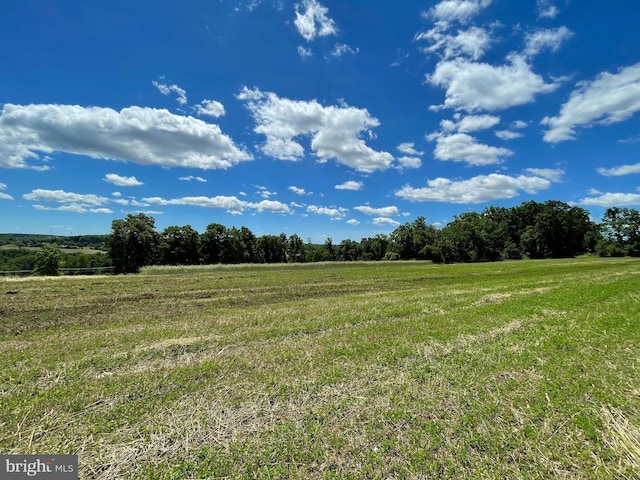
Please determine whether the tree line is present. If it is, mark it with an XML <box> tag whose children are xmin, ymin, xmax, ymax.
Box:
<box><xmin>107</xmin><ymin>200</ymin><xmax>640</xmax><ymax>274</ymax></box>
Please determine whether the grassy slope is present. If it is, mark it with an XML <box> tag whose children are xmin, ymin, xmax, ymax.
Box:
<box><xmin>1</xmin><ymin>259</ymin><xmax>639</xmax><ymax>479</ymax></box>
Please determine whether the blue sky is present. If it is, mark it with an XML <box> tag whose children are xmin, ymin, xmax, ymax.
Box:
<box><xmin>1</xmin><ymin>0</ymin><xmax>640</xmax><ymax>241</ymax></box>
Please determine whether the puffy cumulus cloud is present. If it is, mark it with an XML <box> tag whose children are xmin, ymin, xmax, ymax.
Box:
<box><xmin>104</xmin><ymin>173</ymin><xmax>143</xmax><ymax>187</ymax></box>
<box><xmin>417</xmin><ymin>26</ymin><xmax>492</xmax><ymax>61</ymax></box>
<box><xmin>428</xmin><ymin>55</ymin><xmax>559</xmax><ymax>112</ymax></box>
<box><xmin>23</xmin><ymin>189</ymin><xmax>109</xmax><ymax>206</ymax></box>
<box><xmin>524</xmin><ymin>27</ymin><xmax>573</xmax><ymax>57</ymax></box>
<box><xmin>288</xmin><ymin>185</ymin><xmax>309</xmax><ymax>195</ymax></box>
<box><xmin>353</xmin><ymin>205</ymin><xmax>400</xmax><ymax>217</ymax></box>
<box><xmin>307</xmin><ymin>205</ymin><xmax>348</xmax><ymax>219</ymax></box>
<box><xmin>256</xmin><ymin>185</ymin><xmax>277</xmax><ymax>199</ymax></box>
<box><xmin>495</xmin><ymin>130</ymin><xmax>523</xmax><ymax>140</ymax></box>
<box><xmin>194</xmin><ymin>100</ymin><xmax>225</xmax><ymax>118</ymax></box>
<box><xmin>152</xmin><ymin>81</ymin><xmax>187</xmax><ymax>105</ymax></box>
<box><xmin>542</xmin><ymin>63</ymin><xmax>640</xmax><ymax>143</ymax></box>
<box><xmin>23</xmin><ymin>188</ymin><xmax>112</xmax><ymax>213</ymax></box>
<box><xmin>456</xmin><ymin>114</ymin><xmax>500</xmax><ymax>132</ymax></box>
<box><xmin>294</xmin><ymin>0</ymin><xmax>337</xmax><ymax>42</ymax></box>
<box><xmin>512</xmin><ymin>120</ymin><xmax>528</xmax><ymax>129</ymax></box>
<box><xmin>395</xmin><ymin>173</ymin><xmax>551</xmax><ymax>204</ymax></box>
<box><xmin>597</xmin><ymin>163</ymin><xmax>640</xmax><ymax>177</ymax></box>
<box><xmin>397</xmin><ymin>143</ymin><xmax>423</xmax><ymax>156</ymax></box>
<box><xmin>397</xmin><ymin>156</ymin><xmax>422</xmax><ymax>169</ymax></box>
<box><xmin>426</xmin><ymin>0</ymin><xmax>492</xmax><ymax>24</ymax></box>
<box><xmin>238</xmin><ymin>87</ymin><xmax>393</xmax><ymax>172</ymax></box>
<box><xmin>335</xmin><ymin>180</ymin><xmax>363</xmax><ymax>191</ymax></box>
<box><xmin>0</xmin><ymin>183</ymin><xmax>11</xmax><ymax>200</ymax></box>
<box><xmin>179</xmin><ymin>176</ymin><xmax>207</xmax><ymax>182</ymax></box>
<box><xmin>429</xmin><ymin>132</ymin><xmax>512</xmax><ymax>166</ymax></box>
<box><xmin>579</xmin><ymin>192</ymin><xmax>640</xmax><ymax>207</ymax></box>
<box><xmin>0</xmin><ymin>104</ymin><xmax>252</xmax><ymax>169</ymax></box>
<box><xmin>347</xmin><ymin>219</ymin><xmax>360</xmax><ymax>225</ymax></box>
<box><xmin>372</xmin><ymin>217</ymin><xmax>401</xmax><ymax>226</ymax></box>
<box><xmin>143</xmin><ymin>195</ymin><xmax>290</xmax><ymax>214</ymax></box>
<box><xmin>523</xmin><ymin>168</ymin><xmax>565</xmax><ymax>182</ymax></box>
<box><xmin>354</xmin><ymin>205</ymin><xmax>400</xmax><ymax>217</ymax></box>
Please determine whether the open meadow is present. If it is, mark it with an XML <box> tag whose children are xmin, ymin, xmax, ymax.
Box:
<box><xmin>1</xmin><ymin>258</ymin><xmax>639</xmax><ymax>479</ymax></box>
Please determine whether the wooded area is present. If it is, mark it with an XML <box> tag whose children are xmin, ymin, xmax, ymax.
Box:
<box><xmin>105</xmin><ymin>201</ymin><xmax>640</xmax><ymax>274</ymax></box>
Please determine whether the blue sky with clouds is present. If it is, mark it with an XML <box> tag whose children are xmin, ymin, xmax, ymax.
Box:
<box><xmin>1</xmin><ymin>0</ymin><xmax>640</xmax><ymax>241</ymax></box>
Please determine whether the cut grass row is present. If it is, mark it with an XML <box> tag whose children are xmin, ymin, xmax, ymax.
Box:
<box><xmin>1</xmin><ymin>258</ymin><xmax>639</xmax><ymax>478</ymax></box>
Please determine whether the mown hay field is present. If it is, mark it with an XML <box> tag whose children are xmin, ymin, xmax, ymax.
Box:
<box><xmin>1</xmin><ymin>258</ymin><xmax>639</xmax><ymax>479</ymax></box>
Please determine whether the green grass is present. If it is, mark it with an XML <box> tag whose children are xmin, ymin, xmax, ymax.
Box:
<box><xmin>1</xmin><ymin>258</ymin><xmax>639</xmax><ymax>479</ymax></box>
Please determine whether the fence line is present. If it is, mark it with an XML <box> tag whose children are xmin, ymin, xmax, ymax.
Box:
<box><xmin>0</xmin><ymin>266</ymin><xmax>115</xmax><ymax>277</ymax></box>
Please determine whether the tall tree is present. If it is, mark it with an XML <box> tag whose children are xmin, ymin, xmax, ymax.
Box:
<box><xmin>108</xmin><ymin>213</ymin><xmax>160</xmax><ymax>274</ymax></box>
<box><xmin>34</xmin><ymin>243</ymin><xmax>62</xmax><ymax>276</ymax></box>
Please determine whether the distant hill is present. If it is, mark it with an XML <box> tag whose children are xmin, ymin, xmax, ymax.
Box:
<box><xmin>0</xmin><ymin>233</ymin><xmax>109</xmax><ymax>251</ymax></box>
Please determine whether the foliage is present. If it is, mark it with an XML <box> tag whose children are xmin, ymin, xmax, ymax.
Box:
<box><xmin>107</xmin><ymin>213</ymin><xmax>160</xmax><ymax>274</ymax></box>
<box><xmin>95</xmin><ymin>202</ymin><xmax>639</xmax><ymax>272</ymax></box>
<box><xmin>33</xmin><ymin>243</ymin><xmax>62</xmax><ymax>276</ymax></box>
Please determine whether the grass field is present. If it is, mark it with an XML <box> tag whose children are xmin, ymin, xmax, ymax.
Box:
<box><xmin>1</xmin><ymin>258</ymin><xmax>639</xmax><ymax>479</ymax></box>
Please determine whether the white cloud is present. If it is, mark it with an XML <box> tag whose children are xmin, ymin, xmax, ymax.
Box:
<box><xmin>194</xmin><ymin>100</ymin><xmax>225</xmax><ymax>118</ymax></box>
<box><xmin>335</xmin><ymin>180</ymin><xmax>363</xmax><ymax>191</ymax></box>
<box><xmin>104</xmin><ymin>173</ymin><xmax>143</xmax><ymax>187</ymax></box>
<box><xmin>297</xmin><ymin>46</ymin><xmax>313</xmax><ymax>58</ymax></box>
<box><xmin>395</xmin><ymin>173</ymin><xmax>551</xmax><ymax>204</ymax></box>
<box><xmin>152</xmin><ymin>81</ymin><xmax>188</xmax><ymax>105</ymax></box>
<box><xmin>524</xmin><ymin>27</ymin><xmax>573</xmax><ymax>57</ymax></box>
<box><xmin>0</xmin><ymin>183</ymin><xmax>10</xmax><ymax>199</ymax></box>
<box><xmin>597</xmin><ymin>163</ymin><xmax>640</xmax><ymax>177</ymax></box>
<box><xmin>33</xmin><ymin>204</ymin><xmax>113</xmax><ymax>214</ymax></box>
<box><xmin>619</xmin><ymin>135</ymin><xmax>640</xmax><ymax>144</ymax></box>
<box><xmin>238</xmin><ymin>87</ymin><xmax>393</xmax><ymax>172</ymax></box>
<box><xmin>495</xmin><ymin>130</ymin><xmax>523</xmax><ymax>140</ymax></box>
<box><xmin>347</xmin><ymin>219</ymin><xmax>360</xmax><ymax>225</ymax></box>
<box><xmin>417</xmin><ymin>26</ymin><xmax>492</xmax><ymax>61</ymax></box>
<box><xmin>397</xmin><ymin>142</ymin><xmax>423</xmax><ymax>156</ymax></box>
<box><xmin>294</xmin><ymin>0</ymin><xmax>337</xmax><ymax>42</ymax></box>
<box><xmin>23</xmin><ymin>189</ymin><xmax>109</xmax><ymax>206</ymax></box>
<box><xmin>372</xmin><ymin>217</ymin><xmax>400</xmax><ymax>226</ymax></box>
<box><xmin>511</xmin><ymin>120</ymin><xmax>528</xmax><ymax>129</ymax></box>
<box><xmin>427</xmin><ymin>0</ymin><xmax>492</xmax><ymax>24</ymax></box>
<box><xmin>256</xmin><ymin>186</ymin><xmax>277</xmax><ymax>199</ymax></box>
<box><xmin>542</xmin><ymin>63</ymin><xmax>640</xmax><ymax>143</ymax></box>
<box><xmin>523</xmin><ymin>168</ymin><xmax>564</xmax><ymax>182</ymax></box>
<box><xmin>179</xmin><ymin>176</ymin><xmax>207</xmax><ymax>182</ymax></box>
<box><xmin>396</xmin><ymin>156</ymin><xmax>422</xmax><ymax>169</ymax></box>
<box><xmin>456</xmin><ymin>114</ymin><xmax>500</xmax><ymax>132</ymax></box>
<box><xmin>0</xmin><ymin>104</ymin><xmax>252</xmax><ymax>169</ymax></box>
<box><xmin>112</xmin><ymin>191</ymin><xmax>122</xmax><ymax>197</ymax></box>
<box><xmin>143</xmin><ymin>195</ymin><xmax>291</xmax><ymax>214</ymax></box>
<box><xmin>428</xmin><ymin>55</ymin><xmax>559</xmax><ymax>112</ymax></box>
<box><xmin>251</xmin><ymin>200</ymin><xmax>291</xmax><ymax>213</ymax></box>
<box><xmin>354</xmin><ymin>205</ymin><xmax>400</xmax><ymax>217</ymax></box>
<box><xmin>537</xmin><ymin>0</ymin><xmax>559</xmax><ymax>19</ymax></box>
<box><xmin>330</xmin><ymin>43</ymin><xmax>359</xmax><ymax>58</ymax></box>
<box><xmin>579</xmin><ymin>192</ymin><xmax>640</xmax><ymax>207</ymax></box>
<box><xmin>307</xmin><ymin>204</ymin><xmax>348</xmax><ymax>219</ymax></box>
<box><xmin>288</xmin><ymin>186</ymin><xmax>308</xmax><ymax>195</ymax></box>
<box><xmin>429</xmin><ymin>132</ymin><xmax>512</xmax><ymax>166</ymax></box>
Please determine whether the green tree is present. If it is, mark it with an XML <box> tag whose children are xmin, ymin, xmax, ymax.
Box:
<box><xmin>159</xmin><ymin>225</ymin><xmax>201</xmax><ymax>265</ymax></box>
<box><xmin>34</xmin><ymin>243</ymin><xmax>62</xmax><ymax>276</ymax></box>
<box><xmin>108</xmin><ymin>213</ymin><xmax>160</xmax><ymax>274</ymax></box>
